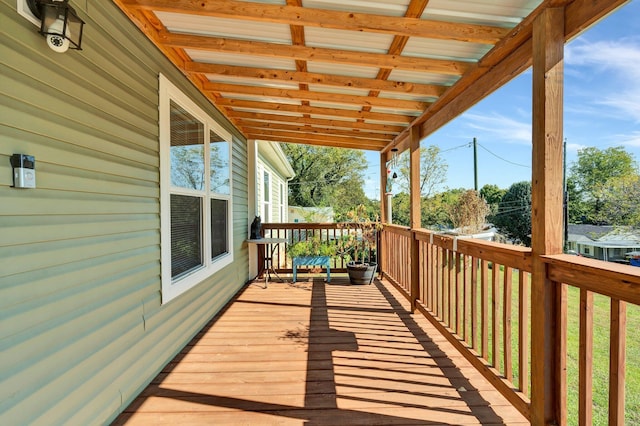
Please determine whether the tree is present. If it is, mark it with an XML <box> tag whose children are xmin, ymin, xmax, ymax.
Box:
<box><xmin>595</xmin><ymin>174</ymin><xmax>640</xmax><ymax>226</ymax></box>
<box><xmin>480</xmin><ymin>184</ymin><xmax>506</xmax><ymax>217</ymax></box>
<box><xmin>568</xmin><ymin>146</ymin><xmax>638</xmax><ymax>224</ymax></box>
<box><xmin>493</xmin><ymin>181</ymin><xmax>532</xmax><ymax>246</ymax></box>
<box><xmin>422</xmin><ymin>188</ymin><xmax>465</xmax><ymax>229</ymax></box>
<box><xmin>395</xmin><ymin>145</ymin><xmax>448</xmax><ymax>198</ymax></box>
<box><xmin>282</xmin><ymin>144</ymin><xmax>369</xmax><ymax>218</ymax></box>
<box><xmin>448</xmin><ymin>190</ymin><xmax>490</xmax><ymax>234</ymax></box>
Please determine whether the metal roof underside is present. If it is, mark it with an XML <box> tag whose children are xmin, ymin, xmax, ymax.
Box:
<box><xmin>113</xmin><ymin>0</ymin><xmax>628</xmax><ymax>153</ymax></box>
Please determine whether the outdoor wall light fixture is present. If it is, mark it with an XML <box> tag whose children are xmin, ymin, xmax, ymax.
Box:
<box><xmin>27</xmin><ymin>0</ymin><xmax>84</xmax><ymax>53</ymax></box>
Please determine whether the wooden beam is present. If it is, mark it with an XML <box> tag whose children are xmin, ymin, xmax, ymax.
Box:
<box><xmin>161</xmin><ymin>33</ymin><xmax>472</xmax><ymax>75</ymax></box>
<box><xmin>231</xmin><ymin>111</ymin><xmax>406</xmax><ymax>133</ymax></box>
<box><xmin>207</xmin><ymin>82</ymin><xmax>429</xmax><ymax>111</ymax></box>
<box><xmin>215</xmin><ymin>99</ymin><xmax>415</xmax><ymax>124</ymax></box>
<box><xmin>530</xmin><ymin>7</ymin><xmax>565</xmax><ymax>426</ymax></box>
<box><xmin>239</xmin><ymin>122</ymin><xmax>395</xmax><ymax>140</ymax></box>
<box><xmin>245</xmin><ymin>131</ymin><xmax>387</xmax><ymax>150</ymax></box>
<box><xmin>409</xmin><ymin>126</ymin><xmax>421</xmax><ymax>311</ymax></box>
<box><xmin>123</xmin><ymin>0</ymin><xmax>509</xmax><ymax>44</ymax></box>
<box><xmin>385</xmin><ymin>0</ymin><xmax>627</xmax><ymax>154</ymax></box>
<box><xmin>185</xmin><ymin>62</ymin><xmax>447</xmax><ymax>97</ymax></box>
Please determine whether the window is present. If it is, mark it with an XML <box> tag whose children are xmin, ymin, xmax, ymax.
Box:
<box><xmin>279</xmin><ymin>183</ymin><xmax>285</xmax><ymax>222</ymax></box>
<box><xmin>160</xmin><ymin>75</ymin><xmax>233</xmax><ymax>303</ymax></box>
<box><xmin>262</xmin><ymin>170</ymin><xmax>271</xmax><ymax>222</ymax></box>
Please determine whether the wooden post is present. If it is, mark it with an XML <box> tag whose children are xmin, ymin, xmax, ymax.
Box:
<box><xmin>410</xmin><ymin>126</ymin><xmax>421</xmax><ymax>311</ymax></box>
<box><xmin>380</xmin><ymin>151</ymin><xmax>389</xmax><ymax>224</ymax></box>
<box><xmin>530</xmin><ymin>7</ymin><xmax>566</xmax><ymax>426</ymax></box>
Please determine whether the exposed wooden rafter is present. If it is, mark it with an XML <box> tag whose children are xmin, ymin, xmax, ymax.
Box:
<box><xmin>113</xmin><ymin>0</ymin><xmax>627</xmax><ymax>152</ymax></box>
<box><xmin>122</xmin><ymin>0</ymin><xmax>510</xmax><ymax>44</ymax></box>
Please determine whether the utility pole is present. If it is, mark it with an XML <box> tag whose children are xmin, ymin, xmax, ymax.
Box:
<box><xmin>473</xmin><ymin>137</ymin><xmax>478</xmax><ymax>191</ymax></box>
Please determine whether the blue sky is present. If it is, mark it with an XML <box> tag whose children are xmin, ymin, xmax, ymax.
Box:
<box><xmin>364</xmin><ymin>0</ymin><xmax>640</xmax><ymax>199</ymax></box>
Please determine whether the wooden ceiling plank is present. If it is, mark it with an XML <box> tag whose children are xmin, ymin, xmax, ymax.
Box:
<box><xmin>239</xmin><ymin>122</ymin><xmax>396</xmax><ymax>140</ymax></box>
<box><xmin>231</xmin><ymin>111</ymin><xmax>406</xmax><ymax>133</ymax></box>
<box><xmin>246</xmin><ymin>132</ymin><xmax>388</xmax><ymax>150</ymax></box>
<box><xmin>207</xmin><ymin>83</ymin><xmax>428</xmax><ymax>111</ymax></box>
<box><xmin>161</xmin><ymin>33</ymin><xmax>472</xmax><ymax>75</ymax></box>
<box><xmin>216</xmin><ymin>99</ymin><xmax>415</xmax><ymax>123</ymax></box>
<box><xmin>185</xmin><ymin>62</ymin><xmax>446</xmax><ymax>97</ymax></box>
<box><xmin>123</xmin><ymin>0</ymin><xmax>509</xmax><ymax>44</ymax></box>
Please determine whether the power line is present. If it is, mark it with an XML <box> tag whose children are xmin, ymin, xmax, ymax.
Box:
<box><xmin>476</xmin><ymin>142</ymin><xmax>530</xmax><ymax>168</ymax></box>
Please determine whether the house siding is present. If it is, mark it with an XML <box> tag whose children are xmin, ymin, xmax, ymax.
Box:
<box><xmin>1</xmin><ymin>1</ymin><xmax>248</xmax><ymax>424</ymax></box>
<box><xmin>257</xmin><ymin>158</ymin><xmax>287</xmax><ymax>223</ymax></box>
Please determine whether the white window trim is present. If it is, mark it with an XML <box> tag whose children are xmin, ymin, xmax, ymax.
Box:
<box><xmin>262</xmin><ymin>168</ymin><xmax>272</xmax><ymax>222</ymax></box>
<box><xmin>159</xmin><ymin>74</ymin><xmax>234</xmax><ymax>304</ymax></box>
<box><xmin>279</xmin><ymin>182</ymin><xmax>286</xmax><ymax>223</ymax></box>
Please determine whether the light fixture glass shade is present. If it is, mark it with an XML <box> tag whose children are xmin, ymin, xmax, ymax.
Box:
<box><xmin>29</xmin><ymin>0</ymin><xmax>84</xmax><ymax>51</ymax></box>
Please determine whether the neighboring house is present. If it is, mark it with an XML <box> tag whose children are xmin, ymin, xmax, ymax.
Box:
<box><xmin>567</xmin><ymin>225</ymin><xmax>640</xmax><ymax>263</ymax></box>
<box><xmin>288</xmin><ymin>206</ymin><xmax>335</xmax><ymax>223</ymax></box>
<box><xmin>255</xmin><ymin>141</ymin><xmax>294</xmax><ymax>224</ymax></box>
<box><xmin>1</xmin><ymin>3</ymin><xmax>250</xmax><ymax>424</ymax></box>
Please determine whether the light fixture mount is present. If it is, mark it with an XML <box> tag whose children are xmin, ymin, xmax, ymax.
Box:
<box><xmin>26</xmin><ymin>0</ymin><xmax>84</xmax><ymax>52</ymax></box>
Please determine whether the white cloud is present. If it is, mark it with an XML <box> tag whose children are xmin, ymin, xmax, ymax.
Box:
<box><xmin>566</xmin><ymin>38</ymin><xmax>640</xmax><ymax>121</ymax></box>
<box><xmin>565</xmin><ymin>142</ymin><xmax>587</xmax><ymax>152</ymax></box>
<box><xmin>614</xmin><ymin>131</ymin><xmax>640</xmax><ymax>148</ymax></box>
<box><xmin>462</xmin><ymin>112</ymin><xmax>532</xmax><ymax>144</ymax></box>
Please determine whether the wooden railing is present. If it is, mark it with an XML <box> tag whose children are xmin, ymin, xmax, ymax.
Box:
<box><xmin>380</xmin><ymin>224</ymin><xmax>640</xmax><ymax>424</ymax></box>
<box><xmin>259</xmin><ymin>222</ymin><xmax>379</xmax><ymax>274</ymax></box>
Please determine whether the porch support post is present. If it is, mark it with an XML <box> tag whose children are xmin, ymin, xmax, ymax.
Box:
<box><xmin>380</xmin><ymin>151</ymin><xmax>389</xmax><ymax>277</ymax></box>
<box><xmin>530</xmin><ymin>7</ymin><xmax>566</xmax><ymax>426</ymax></box>
<box><xmin>380</xmin><ymin>152</ymin><xmax>389</xmax><ymax>223</ymax></box>
<box><xmin>410</xmin><ymin>126</ymin><xmax>421</xmax><ymax>311</ymax></box>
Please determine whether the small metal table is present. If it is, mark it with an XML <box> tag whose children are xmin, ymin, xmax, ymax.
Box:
<box><xmin>246</xmin><ymin>238</ymin><xmax>287</xmax><ymax>288</ymax></box>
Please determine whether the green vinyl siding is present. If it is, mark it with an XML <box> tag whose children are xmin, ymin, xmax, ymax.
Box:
<box><xmin>0</xmin><ymin>0</ymin><xmax>249</xmax><ymax>424</ymax></box>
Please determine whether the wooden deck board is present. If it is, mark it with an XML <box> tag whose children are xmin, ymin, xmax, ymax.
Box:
<box><xmin>114</xmin><ymin>277</ymin><xmax>527</xmax><ymax>425</ymax></box>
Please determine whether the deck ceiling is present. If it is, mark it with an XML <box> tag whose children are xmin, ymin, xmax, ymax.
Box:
<box><xmin>114</xmin><ymin>0</ymin><xmax>625</xmax><ymax>153</ymax></box>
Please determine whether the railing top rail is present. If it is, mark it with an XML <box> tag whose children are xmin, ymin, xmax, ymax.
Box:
<box><xmin>544</xmin><ymin>254</ymin><xmax>640</xmax><ymax>305</ymax></box>
<box><xmin>263</xmin><ymin>222</ymin><xmax>375</xmax><ymax>230</ymax></box>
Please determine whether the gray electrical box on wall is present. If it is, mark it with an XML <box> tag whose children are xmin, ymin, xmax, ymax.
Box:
<box><xmin>10</xmin><ymin>154</ymin><xmax>36</xmax><ymax>188</ymax></box>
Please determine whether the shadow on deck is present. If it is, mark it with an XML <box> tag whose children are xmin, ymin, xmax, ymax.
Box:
<box><xmin>114</xmin><ymin>276</ymin><xmax>527</xmax><ymax>425</ymax></box>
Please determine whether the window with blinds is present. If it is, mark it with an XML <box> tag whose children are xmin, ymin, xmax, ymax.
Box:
<box><xmin>160</xmin><ymin>75</ymin><xmax>234</xmax><ymax>303</ymax></box>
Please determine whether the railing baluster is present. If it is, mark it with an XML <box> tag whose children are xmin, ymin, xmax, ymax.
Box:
<box><xmin>448</xmin><ymin>249</ymin><xmax>455</xmax><ymax>327</ymax></box>
<box><xmin>579</xmin><ymin>289</ymin><xmax>593</xmax><ymax>426</ymax></box>
<box><xmin>456</xmin><ymin>252</ymin><xmax>463</xmax><ymax>336</ymax></box>
<box><xmin>609</xmin><ymin>298</ymin><xmax>626</xmax><ymax>426</ymax></box>
<box><xmin>503</xmin><ymin>265</ymin><xmax>513</xmax><ymax>382</ymax></box>
<box><xmin>481</xmin><ymin>259</ymin><xmax>489</xmax><ymax>360</ymax></box>
<box><xmin>471</xmin><ymin>257</ymin><xmax>478</xmax><ymax>351</ymax></box>
<box><xmin>519</xmin><ymin>270</ymin><xmax>529</xmax><ymax>395</ymax></box>
<box><xmin>492</xmin><ymin>263</ymin><xmax>500</xmax><ymax>369</ymax></box>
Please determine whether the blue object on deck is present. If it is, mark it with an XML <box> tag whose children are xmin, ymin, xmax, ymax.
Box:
<box><xmin>631</xmin><ymin>258</ymin><xmax>640</xmax><ymax>267</ymax></box>
<box><xmin>292</xmin><ymin>256</ymin><xmax>331</xmax><ymax>282</ymax></box>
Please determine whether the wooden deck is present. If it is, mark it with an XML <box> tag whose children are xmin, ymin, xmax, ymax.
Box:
<box><xmin>114</xmin><ymin>276</ymin><xmax>528</xmax><ymax>425</ymax></box>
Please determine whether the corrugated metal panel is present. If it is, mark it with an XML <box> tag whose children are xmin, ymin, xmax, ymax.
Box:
<box><xmin>0</xmin><ymin>1</ymin><xmax>249</xmax><ymax>425</ymax></box>
<box><xmin>206</xmin><ymin>74</ymin><xmax>299</xmax><ymax>90</ymax></box>
<box><xmin>220</xmin><ymin>93</ymin><xmax>302</xmax><ymax>105</ymax></box>
<box><xmin>377</xmin><ymin>91</ymin><xmax>436</xmax><ymax>103</ymax></box>
<box><xmin>307</xmin><ymin>61</ymin><xmax>380</xmax><ymax>78</ymax></box>
<box><xmin>424</xmin><ymin>0</ymin><xmax>541</xmax><ymax>26</ymax></box>
<box><xmin>308</xmin><ymin>101</ymin><xmax>363</xmax><ymax>110</ymax></box>
<box><xmin>305</xmin><ymin>27</ymin><xmax>393</xmax><ymax>53</ymax></box>
<box><xmin>155</xmin><ymin>12</ymin><xmax>292</xmax><ymax>44</ymax></box>
<box><xmin>388</xmin><ymin>69</ymin><xmax>459</xmax><ymax>86</ymax></box>
<box><xmin>188</xmin><ymin>50</ymin><xmax>297</xmax><ymax>71</ymax></box>
<box><xmin>308</xmin><ymin>84</ymin><xmax>370</xmax><ymax>96</ymax></box>
<box><xmin>304</xmin><ymin>0</ymin><xmax>411</xmax><ymax>17</ymax></box>
<box><xmin>402</xmin><ymin>37</ymin><xmax>492</xmax><ymax>61</ymax></box>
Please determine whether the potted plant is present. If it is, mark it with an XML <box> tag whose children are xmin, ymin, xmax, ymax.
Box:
<box><xmin>338</xmin><ymin>204</ymin><xmax>382</xmax><ymax>285</ymax></box>
<box><xmin>287</xmin><ymin>236</ymin><xmax>337</xmax><ymax>282</ymax></box>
